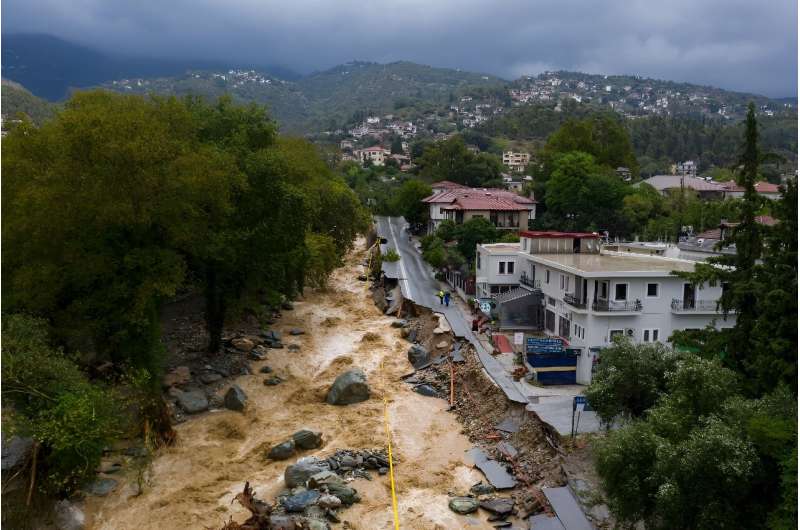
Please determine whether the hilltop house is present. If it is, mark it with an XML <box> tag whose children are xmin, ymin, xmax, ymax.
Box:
<box><xmin>354</xmin><ymin>146</ymin><xmax>390</xmax><ymax>166</ymax></box>
<box><xmin>422</xmin><ymin>186</ymin><xmax>537</xmax><ymax>234</ymax></box>
<box><xmin>484</xmin><ymin>231</ymin><xmax>735</xmax><ymax>384</ymax></box>
<box><xmin>502</xmin><ymin>151</ymin><xmax>531</xmax><ymax>172</ymax></box>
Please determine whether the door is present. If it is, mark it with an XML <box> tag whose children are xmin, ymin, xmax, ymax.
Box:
<box><xmin>683</xmin><ymin>283</ymin><xmax>696</xmax><ymax>309</ymax></box>
<box><xmin>573</xmin><ymin>238</ymin><xmax>581</xmax><ymax>253</ymax></box>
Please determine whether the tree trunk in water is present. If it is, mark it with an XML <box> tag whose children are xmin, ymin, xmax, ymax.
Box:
<box><xmin>205</xmin><ymin>269</ymin><xmax>226</xmax><ymax>353</ymax></box>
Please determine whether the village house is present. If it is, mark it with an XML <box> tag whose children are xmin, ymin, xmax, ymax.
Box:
<box><xmin>720</xmin><ymin>180</ymin><xmax>782</xmax><ymax>200</ymax></box>
<box><xmin>484</xmin><ymin>231</ymin><xmax>735</xmax><ymax>384</ymax></box>
<box><xmin>353</xmin><ymin>146</ymin><xmax>390</xmax><ymax>166</ymax></box>
<box><xmin>502</xmin><ymin>151</ymin><xmax>531</xmax><ymax>172</ymax></box>
<box><xmin>639</xmin><ymin>175</ymin><xmax>727</xmax><ymax>199</ymax></box>
<box><xmin>422</xmin><ymin>186</ymin><xmax>537</xmax><ymax>234</ymax></box>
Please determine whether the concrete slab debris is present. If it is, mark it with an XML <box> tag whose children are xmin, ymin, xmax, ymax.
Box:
<box><xmin>467</xmin><ymin>447</ymin><xmax>516</xmax><ymax>489</ymax></box>
<box><xmin>529</xmin><ymin>513</ymin><xmax>566</xmax><ymax>530</ymax></box>
<box><xmin>542</xmin><ymin>487</ymin><xmax>593</xmax><ymax>530</ymax></box>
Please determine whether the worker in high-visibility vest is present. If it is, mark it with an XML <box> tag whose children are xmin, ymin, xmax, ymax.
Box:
<box><xmin>437</xmin><ymin>290</ymin><xmax>444</xmax><ymax>304</ymax></box>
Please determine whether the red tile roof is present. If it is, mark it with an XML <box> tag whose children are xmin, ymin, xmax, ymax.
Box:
<box><xmin>755</xmin><ymin>214</ymin><xmax>778</xmax><ymax>226</ymax></box>
<box><xmin>430</xmin><ymin>180</ymin><xmax>468</xmax><ymax>189</ymax></box>
<box><xmin>442</xmin><ymin>196</ymin><xmax>530</xmax><ymax>211</ymax></box>
<box><xmin>521</xmin><ymin>230</ymin><xmax>600</xmax><ymax>239</ymax></box>
<box><xmin>422</xmin><ymin>188</ymin><xmax>537</xmax><ymax>208</ymax></box>
<box><xmin>720</xmin><ymin>180</ymin><xmax>781</xmax><ymax>194</ymax></box>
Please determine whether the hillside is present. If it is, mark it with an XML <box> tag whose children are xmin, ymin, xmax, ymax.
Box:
<box><xmin>1</xmin><ymin>79</ymin><xmax>56</xmax><ymax>125</ymax></box>
<box><xmin>1</xmin><ymin>33</ymin><xmax>299</xmax><ymax>101</ymax></box>
<box><xmin>100</xmin><ymin>61</ymin><xmax>505</xmax><ymax>133</ymax></box>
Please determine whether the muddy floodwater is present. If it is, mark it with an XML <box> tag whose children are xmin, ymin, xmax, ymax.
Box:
<box><xmin>85</xmin><ymin>241</ymin><xmax>492</xmax><ymax>529</ymax></box>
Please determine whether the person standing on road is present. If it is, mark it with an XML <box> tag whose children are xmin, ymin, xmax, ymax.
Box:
<box><xmin>444</xmin><ymin>291</ymin><xmax>451</xmax><ymax>307</ymax></box>
<box><xmin>437</xmin><ymin>290</ymin><xmax>444</xmax><ymax>304</ymax></box>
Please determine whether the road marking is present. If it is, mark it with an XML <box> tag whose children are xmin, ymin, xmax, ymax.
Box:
<box><xmin>387</xmin><ymin>219</ymin><xmax>416</xmax><ymax>302</ymax></box>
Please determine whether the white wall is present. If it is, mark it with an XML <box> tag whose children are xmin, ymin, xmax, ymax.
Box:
<box><xmin>475</xmin><ymin>245</ymin><xmax>522</xmax><ymax>298</ymax></box>
<box><xmin>529</xmin><ymin>261</ymin><xmax>736</xmax><ymax>384</ymax></box>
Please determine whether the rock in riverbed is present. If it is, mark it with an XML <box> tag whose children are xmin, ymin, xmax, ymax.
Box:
<box><xmin>224</xmin><ymin>385</ymin><xmax>247</xmax><ymax>411</ymax></box>
<box><xmin>449</xmin><ymin>496</ymin><xmax>480</xmax><ymax>514</ymax></box>
<box><xmin>292</xmin><ymin>429</ymin><xmax>323</xmax><ymax>450</ymax></box>
<box><xmin>269</xmin><ymin>440</ymin><xmax>296</xmax><ymax>460</ymax></box>
<box><xmin>326</xmin><ymin>370</ymin><xmax>370</xmax><ymax>405</ymax></box>
<box><xmin>174</xmin><ymin>389</ymin><xmax>209</xmax><ymax>414</ymax></box>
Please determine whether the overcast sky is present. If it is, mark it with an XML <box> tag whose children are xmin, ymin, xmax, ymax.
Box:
<box><xmin>4</xmin><ymin>0</ymin><xmax>797</xmax><ymax>97</ymax></box>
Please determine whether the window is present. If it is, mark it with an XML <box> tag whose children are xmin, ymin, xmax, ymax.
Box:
<box><xmin>507</xmin><ymin>261</ymin><xmax>514</xmax><ymax>274</ymax></box>
<box><xmin>614</xmin><ymin>283</ymin><xmax>628</xmax><ymax>301</ymax></box>
<box><xmin>609</xmin><ymin>329</ymin><xmax>624</xmax><ymax>341</ymax></box>
<box><xmin>560</xmin><ymin>274</ymin><xmax>565</xmax><ymax>290</ymax></box>
<box><xmin>643</xmin><ymin>328</ymin><xmax>660</xmax><ymax>343</ymax></box>
<box><xmin>599</xmin><ymin>281</ymin><xmax>608</xmax><ymax>299</ymax></box>
<box><xmin>545</xmin><ymin>270</ymin><xmax>550</xmax><ymax>284</ymax></box>
<box><xmin>477</xmin><ymin>254</ymin><xmax>481</xmax><ymax>270</ymax></box>
<box><xmin>545</xmin><ymin>310</ymin><xmax>556</xmax><ymax>332</ymax></box>
<box><xmin>523</xmin><ymin>238</ymin><xmax>528</xmax><ymax>251</ymax></box>
<box><xmin>647</xmin><ymin>283</ymin><xmax>659</xmax><ymax>297</ymax></box>
<box><xmin>547</xmin><ymin>296</ymin><xmax>556</xmax><ymax>306</ymax></box>
<box><xmin>440</xmin><ymin>208</ymin><xmax>445</xmax><ymax>215</ymax></box>
<box><xmin>499</xmin><ymin>262</ymin><xmax>506</xmax><ymax>274</ymax></box>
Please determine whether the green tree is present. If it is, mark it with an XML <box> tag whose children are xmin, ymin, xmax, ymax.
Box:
<box><xmin>2</xmin><ymin>91</ymin><xmax>241</xmax><ymax>372</ymax></box>
<box><xmin>2</xmin><ymin>315</ymin><xmax>124</xmax><ymax>494</ymax></box>
<box><xmin>542</xmin><ymin>152</ymin><xmax>628</xmax><ymax>232</ymax></box>
<box><xmin>390</xmin><ymin>135</ymin><xmax>404</xmax><ymax>154</ymax></box>
<box><xmin>389</xmin><ymin>179</ymin><xmax>433</xmax><ymax>227</ymax></box>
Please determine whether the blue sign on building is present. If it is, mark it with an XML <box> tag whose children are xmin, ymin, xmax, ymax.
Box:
<box><xmin>526</xmin><ymin>337</ymin><xmax>565</xmax><ymax>354</ymax></box>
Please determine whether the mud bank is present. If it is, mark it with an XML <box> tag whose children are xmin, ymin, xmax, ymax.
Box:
<box><xmin>84</xmin><ymin>241</ymin><xmax>494</xmax><ymax>530</ymax></box>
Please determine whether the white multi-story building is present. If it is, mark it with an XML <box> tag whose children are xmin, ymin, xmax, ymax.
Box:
<box><xmin>353</xmin><ymin>146</ymin><xmax>389</xmax><ymax>166</ymax></box>
<box><xmin>502</xmin><ymin>151</ymin><xmax>531</xmax><ymax>172</ymax></box>
<box><xmin>475</xmin><ymin>243</ymin><xmax>522</xmax><ymax>298</ymax></box>
<box><xmin>490</xmin><ymin>231</ymin><xmax>736</xmax><ymax>384</ymax></box>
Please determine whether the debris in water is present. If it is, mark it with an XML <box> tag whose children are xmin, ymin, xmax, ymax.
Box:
<box><xmin>468</xmin><ymin>447</ymin><xmax>516</xmax><ymax>489</ymax></box>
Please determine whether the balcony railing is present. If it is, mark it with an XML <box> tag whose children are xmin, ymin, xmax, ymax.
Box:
<box><xmin>592</xmin><ymin>299</ymin><xmax>642</xmax><ymax>312</ymax></box>
<box><xmin>519</xmin><ymin>273</ymin><xmax>541</xmax><ymax>290</ymax></box>
<box><xmin>563</xmin><ymin>293</ymin><xmax>586</xmax><ymax>309</ymax></box>
<box><xmin>671</xmin><ymin>298</ymin><xmax>720</xmax><ymax>312</ymax></box>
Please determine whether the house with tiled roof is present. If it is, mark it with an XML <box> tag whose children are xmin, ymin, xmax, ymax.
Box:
<box><xmin>422</xmin><ymin>187</ymin><xmax>537</xmax><ymax>234</ymax></box>
<box><xmin>720</xmin><ymin>180</ymin><xmax>782</xmax><ymax>200</ymax></box>
<box><xmin>639</xmin><ymin>175</ymin><xmax>726</xmax><ymax>199</ymax></box>
<box><xmin>353</xmin><ymin>146</ymin><xmax>390</xmax><ymax>166</ymax></box>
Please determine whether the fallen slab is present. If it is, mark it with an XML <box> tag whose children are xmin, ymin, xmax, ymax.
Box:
<box><xmin>467</xmin><ymin>448</ymin><xmax>516</xmax><ymax>490</ymax></box>
<box><xmin>542</xmin><ymin>487</ymin><xmax>593</xmax><ymax>530</ymax></box>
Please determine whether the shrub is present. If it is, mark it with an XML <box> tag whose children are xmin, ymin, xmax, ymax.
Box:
<box><xmin>383</xmin><ymin>249</ymin><xmax>401</xmax><ymax>262</ymax></box>
<box><xmin>2</xmin><ymin>314</ymin><xmax>123</xmax><ymax>494</ymax></box>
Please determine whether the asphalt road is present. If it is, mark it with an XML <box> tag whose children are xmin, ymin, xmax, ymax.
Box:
<box><xmin>375</xmin><ymin>215</ymin><xmax>528</xmax><ymax>404</ymax></box>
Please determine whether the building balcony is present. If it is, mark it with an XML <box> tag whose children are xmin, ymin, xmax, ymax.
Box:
<box><xmin>671</xmin><ymin>298</ymin><xmax>723</xmax><ymax>314</ymax></box>
<box><xmin>563</xmin><ymin>293</ymin><xmax>587</xmax><ymax>309</ymax></box>
<box><xmin>519</xmin><ymin>273</ymin><xmax>541</xmax><ymax>291</ymax></box>
<box><xmin>592</xmin><ymin>299</ymin><xmax>642</xmax><ymax>313</ymax></box>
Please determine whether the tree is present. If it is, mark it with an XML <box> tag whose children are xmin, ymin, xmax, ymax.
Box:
<box><xmin>389</xmin><ymin>179</ymin><xmax>432</xmax><ymax>228</ymax></box>
<box><xmin>542</xmin><ymin>152</ymin><xmax>628</xmax><ymax>233</ymax></box>
<box><xmin>590</xmin><ymin>340</ymin><xmax>794</xmax><ymax>530</ymax></box>
<box><xmin>2</xmin><ymin>91</ymin><xmax>242</xmax><ymax>373</ymax></box>
<box><xmin>417</xmin><ymin>136</ymin><xmax>503</xmax><ymax>186</ymax></box>
<box><xmin>2</xmin><ymin>315</ymin><xmax>124</xmax><ymax>494</ymax></box>
<box><xmin>452</xmin><ymin>217</ymin><xmax>498</xmax><ymax>262</ymax></box>
<box><xmin>390</xmin><ymin>135</ymin><xmax>404</xmax><ymax>154</ymax></box>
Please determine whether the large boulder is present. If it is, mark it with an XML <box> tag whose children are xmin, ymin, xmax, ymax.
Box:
<box><xmin>175</xmin><ymin>389</ymin><xmax>209</xmax><ymax>414</ymax></box>
<box><xmin>292</xmin><ymin>429</ymin><xmax>323</xmax><ymax>450</ymax></box>
<box><xmin>268</xmin><ymin>440</ymin><xmax>296</xmax><ymax>460</ymax></box>
<box><xmin>407</xmin><ymin>344</ymin><xmax>430</xmax><ymax>369</ymax></box>
<box><xmin>285</xmin><ymin>458</ymin><xmax>327</xmax><ymax>488</ymax></box>
<box><xmin>54</xmin><ymin>500</ymin><xmax>85</xmax><ymax>530</ymax></box>
<box><xmin>224</xmin><ymin>385</ymin><xmax>247</xmax><ymax>411</ymax></box>
<box><xmin>1</xmin><ymin>436</ymin><xmax>34</xmax><ymax>473</ymax></box>
<box><xmin>325</xmin><ymin>370</ymin><xmax>370</xmax><ymax>405</ymax></box>
<box><xmin>325</xmin><ymin>482</ymin><xmax>360</xmax><ymax>505</ymax></box>
<box><xmin>479</xmin><ymin>497</ymin><xmax>515</xmax><ymax>517</ymax></box>
<box><xmin>449</xmin><ymin>496</ymin><xmax>479</xmax><ymax>515</ymax></box>
<box><xmin>282</xmin><ymin>490</ymin><xmax>320</xmax><ymax>513</ymax></box>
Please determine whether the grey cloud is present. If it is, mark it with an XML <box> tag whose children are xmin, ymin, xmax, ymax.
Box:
<box><xmin>3</xmin><ymin>0</ymin><xmax>797</xmax><ymax>96</ymax></box>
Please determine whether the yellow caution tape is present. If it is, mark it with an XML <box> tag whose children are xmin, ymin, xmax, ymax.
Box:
<box><xmin>380</xmin><ymin>359</ymin><xmax>401</xmax><ymax>529</ymax></box>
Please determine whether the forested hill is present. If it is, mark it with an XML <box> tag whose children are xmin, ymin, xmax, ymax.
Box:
<box><xmin>96</xmin><ymin>61</ymin><xmax>504</xmax><ymax>133</ymax></box>
<box><xmin>1</xmin><ymin>79</ymin><xmax>56</xmax><ymax>125</ymax></box>
<box><xmin>479</xmin><ymin>99</ymin><xmax>797</xmax><ymax>174</ymax></box>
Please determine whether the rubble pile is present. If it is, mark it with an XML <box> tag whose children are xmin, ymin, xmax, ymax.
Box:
<box><xmin>221</xmin><ymin>449</ymin><xmax>394</xmax><ymax>530</ymax></box>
